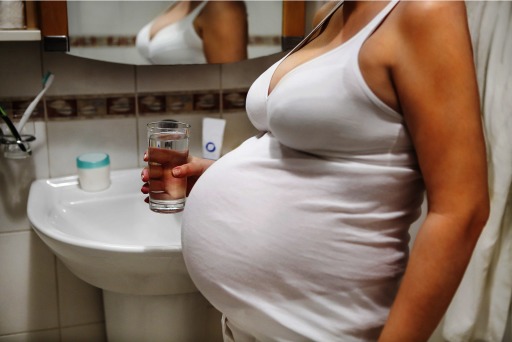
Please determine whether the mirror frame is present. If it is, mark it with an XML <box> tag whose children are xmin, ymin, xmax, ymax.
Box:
<box><xmin>38</xmin><ymin>1</ymin><xmax>306</xmax><ymax>59</ymax></box>
<box><xmin>38</xmin><ymin>1</ymin><xmax>69</xmax><ymax>51</ymax></box>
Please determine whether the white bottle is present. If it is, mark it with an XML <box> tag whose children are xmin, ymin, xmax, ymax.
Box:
<box><xmin>76</xmin><ymin>153</ymin><xmax>111</xmax><ymax>192</ymax></box>
<box><xmin>202</xmin><ymin>118</ymin><xmax>226</xmax><ymax>160</ymax></box>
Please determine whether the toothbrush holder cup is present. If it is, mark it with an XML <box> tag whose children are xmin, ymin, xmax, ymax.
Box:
<box><xmin>0</xmin><ymin>134</ymin><xmax>35</xmax><ymax>159</ymax></box>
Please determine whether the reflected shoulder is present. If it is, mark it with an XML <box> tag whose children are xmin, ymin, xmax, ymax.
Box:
<box><xmin>204</xmin><ymin>1</ymin><xmax>247</xmax><ymax>18</ymax></box>
<box><xmin>313</xmin><ymin>2</ymin><xmax>338</xmax><ymax>27</ymax></box>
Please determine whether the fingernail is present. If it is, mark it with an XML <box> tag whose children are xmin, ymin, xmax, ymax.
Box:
<box><xmin>143</xmin><ymin>151</ymin><xmax>147</xmax><ymax>159</ymax></box>
<box><xmin>172</xmin><ymin>168</ymin><xmax>181</xmax><ymax>177</ymax></box>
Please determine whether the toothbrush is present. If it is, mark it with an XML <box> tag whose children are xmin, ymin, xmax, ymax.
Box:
<box><xmin>16</xmin><ymin>71</ymin><xmax>54</xmax><ymax>132</ymax></box>
<box><xmin>0</xmin><ymin>105</ymin><xmax>28</xmax><ymax>152</ymax></box>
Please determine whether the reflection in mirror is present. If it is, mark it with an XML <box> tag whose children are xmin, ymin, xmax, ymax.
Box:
<box><xmin>305</xmin><ymin>1</ymin><xmax>327</xmax><ymax>33</ymax></box>
<box><xmin>67</xmin><ymin>1</ymin><xmax>283</xmax><ymax>65</ymax></box>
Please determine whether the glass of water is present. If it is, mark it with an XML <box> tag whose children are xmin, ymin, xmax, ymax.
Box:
<box><xmin>147</xmin><ymin>120</ymin><xmax>190</xmax><ymax>213</ymax></box>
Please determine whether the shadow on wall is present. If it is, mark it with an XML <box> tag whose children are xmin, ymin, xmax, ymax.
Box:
<box><xmin>0</xmin><ymin>154</ymin><xmax>35</xmax><ymax>223</ymax></box>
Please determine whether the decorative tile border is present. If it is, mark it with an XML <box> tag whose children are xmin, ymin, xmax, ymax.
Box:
<box><xmin>165</xmin><ymin>93</ymin><xmax>194</xmax><ymax>114</ymax></box>
<box><xmin>138</xmin><ymin>91</ymin><xmax>220</xmax><ymax>115</ymax></box>
<box><xmin>106</xmin><ymin>96</ymin><xmax>136</xmax><ymax>116</ymax></box>
<box><xmin>76</xmin><ymin>97</ymin><xmax>107</xmax><ymax>117</ymax></box>
<box><xmin>137</xmin><ymin>94</ymin><xmax>165</xmax><ymax>115</ymax></box>
<box><xmin>70</xmin><ymin>36</ymin><xmax>136</xmax><ymax>47</ymax></box>
<box><xmin>0</xmin><ymin>98</ymin><xmax>45</xmax><ymax>121</ymax></box>
<box><xmin>46</xmin><ymin>95</ymin><xmax>137</xmax><ymax>119</ymax></box>
<box><xmin>193</xmin><ymin>92</ymin><xmax>220</xmax><ymax>112</ymax></box>
<box><xmin>70</xmin><ymin>35</ymin><xmax>280</xmax><ymax>48</ymax></box>
<box><xmin>249</xmin><ymin>36</ymin><xmax>281</xmax><ymax>46</ymax></box>
<box><xmin>222</xmin><ymin>89</ymin><xmax>248</xmax><ymax>112</ymax></box>
<box><xmin>46</xmin><ymin>97</ymin><xmax>78</xmax><ymax>118</ymax></box>
<box><xmin>0</xmin><ymin>88</ymin><xmax>248</xmax><ymax>122</ymax></box>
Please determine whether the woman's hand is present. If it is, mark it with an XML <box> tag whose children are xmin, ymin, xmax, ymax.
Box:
<box><xmin>170</xmin><ymin>155</ymin><xmax>215</xmax><ymax>196</ymax></box>
<box><xmin>141</xmin><ymin>152</ymin><xmax>215</xmax><ymax>202</ymax></box>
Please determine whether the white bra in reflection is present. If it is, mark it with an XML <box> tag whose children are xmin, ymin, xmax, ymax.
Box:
<box><xmin>136</xmin><ymin>1</ymin><xmax>208</xmax><ymax>64</ymax></box>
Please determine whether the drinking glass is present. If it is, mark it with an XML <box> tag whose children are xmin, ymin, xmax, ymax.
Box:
<box><xmin>147</xmin><ymin>121</ymin><xmax>190</xmax><ymax>213</ymax></box>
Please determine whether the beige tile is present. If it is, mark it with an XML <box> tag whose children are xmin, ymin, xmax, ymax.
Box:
<box><xmin>221</xmin><ymin>112</ymin><xmax>259</xmax><ymax>156</ymax></box>
<box><xmin>0</xmin><ymin>42</ymin><xmax>42</xmax><ymax>97</ymax></box>
<box><xmin>0</xmin><ymin>121</ymin><xmax>49</xmax><ymax>233</ymax></box>
<box><xmin>29</xmin><ymin>121</ymin><xmax>50</xmax><ymax>179</ymax></box>
<box><xmin>205</xmin><ymin>305</ymin><xmax>223</xmax><ymax>342</ymax></box>
<box><xmin>221</xmin><ymin>53</ymin><xmax>284</xmax><ymax>89</ymax></box>
<box><xmin>0</xmin><ymin>155</ymin><xmax>33</xmax><ymax>232</ymax></box>
<box><xmin>136</xmin><ymin>63</ymin><xmax>221</xmax><ymax>92</ymax></box>
<box><xmin>57</xmin><ymin>260</ymin><xmax>104</xmax><ymax>327</ymax></box>
<box><xmin>47</xmin><ymin>118</ymin><xmax>139</xmax><ymax>177</ymax></box>
<box><xmin>0</xmin><ymin>329</ymin><xmax>60</xmax><ymax>342</ymax></box>
<box><xmin>61</xmin><ymin>323</ymin><xmax>106</xmax><ymax>342</ymax></box>
<box><xmin>0</xmin><ymin>231</ymin><xmax>58</xmax><ymax>335</ymax></box>
<box><xmin>43</xmin><ymin>52</ymin><xmax>135</xmax><ymax>96</ymax></box>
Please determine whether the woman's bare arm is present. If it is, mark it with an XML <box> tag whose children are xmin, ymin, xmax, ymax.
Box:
<box><xmin>199</xmin><ymin>1</ymin><xmax>248</xmax><ymax>64</ymax></box>
<box><xmin>379</xmin><ymin>2</ymin><xmax>489</xmax><ymax>341</ymax></box>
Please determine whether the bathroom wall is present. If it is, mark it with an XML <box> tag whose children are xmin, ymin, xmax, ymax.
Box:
<box><xmin>0</xmin><ymin>40</ymin><xmax>278</xmax><ymax>341</ymax></box>
<box><xmin>1</xmin><ymin>41</ymin><xmax>510</xmax><ymax>342</ymax></box>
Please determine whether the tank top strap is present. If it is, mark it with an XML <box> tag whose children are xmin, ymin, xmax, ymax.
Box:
<box><xmin>290</xmin><ymin>0</ymin><xmax>399</xmax><ymax>56</ymax></box>
<box><xmin>288</xmin><ymin>1</ymin><xmax>346</xmax><ymax>55</ymax></box>
<box><xmin>186</xmin><ymin>1</ymin><xmax>208</xmax><ymax>22</ymax></box>
<box><xmin>355</xmin><ymin>0</ymin><xmax>400</xmax><ymax>45</ymax></box>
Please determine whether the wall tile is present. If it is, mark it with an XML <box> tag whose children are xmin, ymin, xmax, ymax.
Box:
<box><xmin>61</xmin><ymin>323</ymin><xmax>106</xmax><ymax>342</ymax></box>
<box><xmin>47</xmin><ymin>118</ymin><xmax>139</xmax><ymax>177</ymax></box>
<box><xmin>0</xmin><ymin>329</ymin><xmax>60</xmax><ymax>342</ymax></box>
<box><xmin>0</xmin><ymin>231</ymin><xmax>58</xmax><ymax>335</ymax></box>
<box><xmin>0</xmin><ymin>122</ymin><xmax>48</xmax><ymax>233</ymax></box>
<box><xmin>0</xmin><ymin>42</ymin><xmax>42</xmax><ymax>97</ymax></box>
<box><xmin>27</xmin><ymin>122</ymin><xmax>50</xmax><ymax>178</ymax></box>
<box><xmin>221</xmin><ymin>53</ymin><xmax>284</xmax><ymax>89</ymax></box>
<box><xmin>221</xmin><ymin>112</ymin><xmax>259</xmax><ymax>156</ymax></box>
<box><xmin>43</xmin><ymin>52</ymin><xmax>135</xmax><ymax>96</ymax></box>
<box><xmin>204</xmin><ymin>305</ymin><xmax>223</xmax><ymax>342</ymax></box>
<box><xmin>0</xmin><ymin>156</ymin><xmax>33</xmax><ymax>231</ymax></box>
<box><xmin>57</xmin><ymin>260</ymin><xmax>104</xmax><ymax>327</ymax></box>
<box><xmin>136</xmin><ymin>63</ymin><xmax>221</xmax><ymax>92</ymax></box>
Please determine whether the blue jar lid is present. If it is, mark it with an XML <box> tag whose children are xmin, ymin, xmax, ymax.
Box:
<box><xmin>76</xmin><ymin>153</ymin><xmax>110</xmax><ymax>169</ymax></box>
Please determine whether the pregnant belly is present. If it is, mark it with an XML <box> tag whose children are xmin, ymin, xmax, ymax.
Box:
<box><xmin>181</xmin><ymin>135</ymin><xmax>419</xmax><ymax>315</ymax></box>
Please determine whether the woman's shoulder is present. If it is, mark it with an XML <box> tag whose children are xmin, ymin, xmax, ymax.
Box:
<box><xmin>388</xmin><ymin>0</ymin><xmax>471</xmax><ymax>59</ymax></box>
<box><xmin>395</xmin><ymin>0</ymin><xmax>468</xmax><ymax>32</ymax></box>
<box><xmin>203</xmin><ymin>1</ymin><xmax>247</xmax><ymax>18</ymax></box>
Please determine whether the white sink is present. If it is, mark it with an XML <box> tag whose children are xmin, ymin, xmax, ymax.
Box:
<box><xmin>27</xmin><ymin>168</ymin><xmax>220</xmax><ymax>342</ymax></box>
<box><xmin>27</xmin><ymin>168</ymin><xmax>196</xmax><ymax>295</ymax></box>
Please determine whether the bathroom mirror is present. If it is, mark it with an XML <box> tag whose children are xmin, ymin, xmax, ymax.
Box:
<box><xmin>64</xmin><ymin>1</ymin><xmax>303</xmax><ymax>65</ymax></box>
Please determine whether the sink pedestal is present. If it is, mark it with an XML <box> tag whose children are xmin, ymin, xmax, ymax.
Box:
<box><xmin>103</xmin><ymin>290</ymin><xmax>222</xmax><ymax>342</ymax></box>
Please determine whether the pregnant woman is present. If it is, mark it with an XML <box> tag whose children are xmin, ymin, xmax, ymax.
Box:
<box><xmin>142</xmin><ymin>1</ymin><xmax>489</xmax><ymax>340</ymax></box>
<box><xmin>136</xmin><ymin>0</ymin><xmax>248</xmax><ymax>64</ymax></box>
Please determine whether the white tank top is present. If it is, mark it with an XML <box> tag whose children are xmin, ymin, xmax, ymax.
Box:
<box><xmin>182</xmin><ymin>1</ymin><xmax>424</xmax><ymax>340</ymax></box>
<box><xmin>136</xmin><ymin>1</ymin><xmax>207</xmax><ymax>64</ymax></box>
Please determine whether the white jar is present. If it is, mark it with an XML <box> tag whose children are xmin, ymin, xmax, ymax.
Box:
<box><xmin>76</xmin><ymin>153</ymin><xmax>111</xmax><ymax>192</ymax></box>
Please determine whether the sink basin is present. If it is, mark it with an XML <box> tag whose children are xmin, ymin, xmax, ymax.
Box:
<box><xmin>27</xmin><ymin>168</ymin><xmax>222</xmax><ymax>341</ymax></box>
<box><xmin>27</xmin><ymin>168</ymin><xmax>196</xmax><ymax>295</ymax></box>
